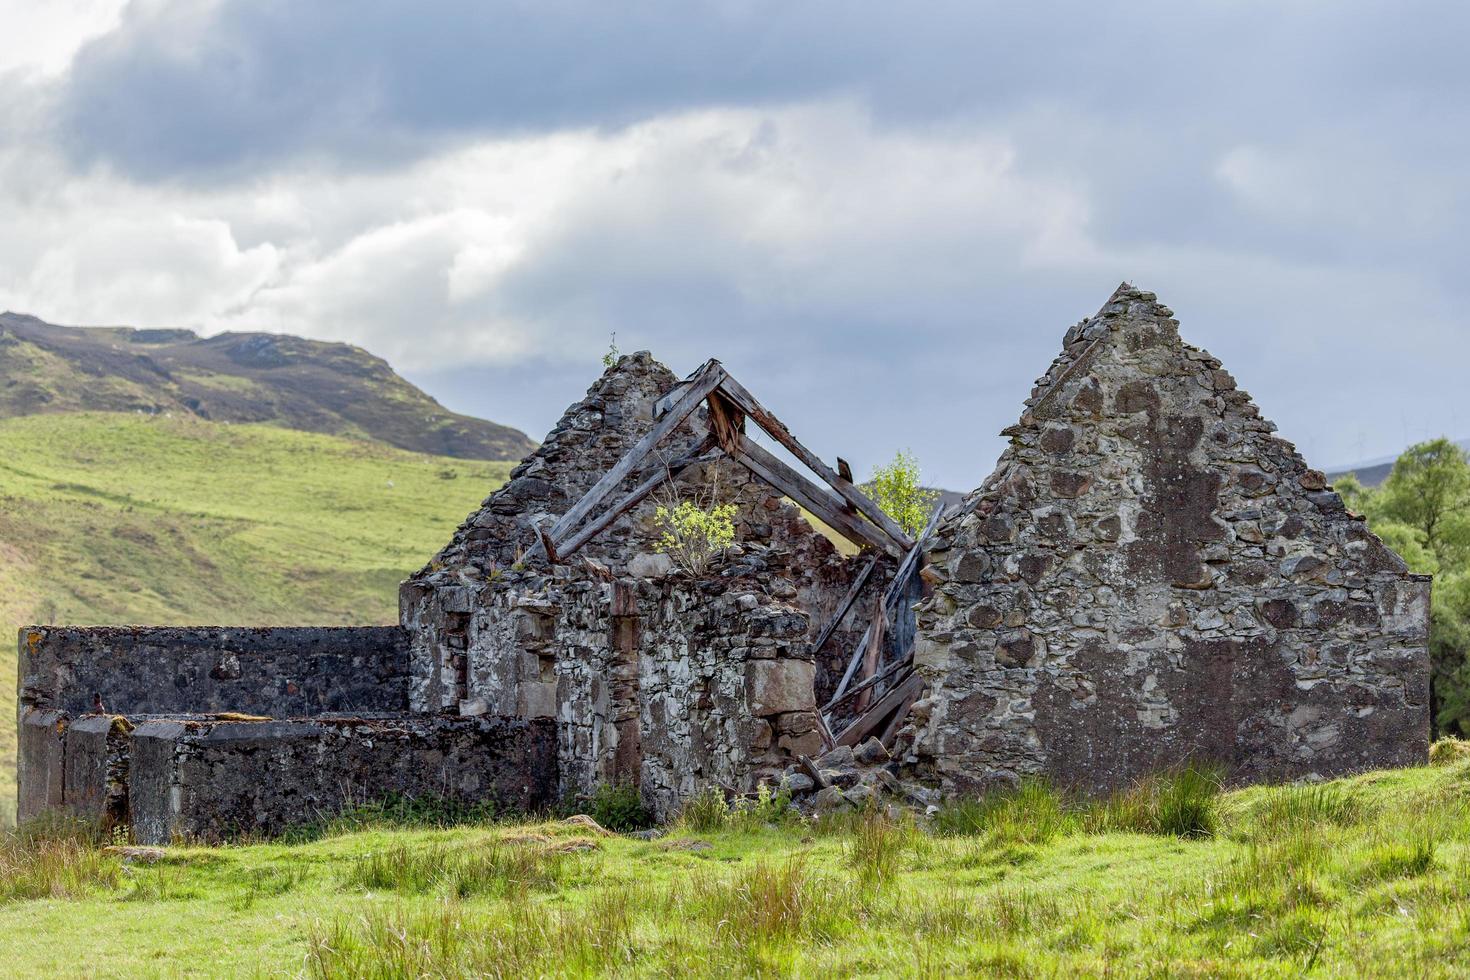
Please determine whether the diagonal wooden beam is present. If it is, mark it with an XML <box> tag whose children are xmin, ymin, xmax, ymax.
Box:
<box><xmin>825</xmin><ymin>502</ymin><xmax>945</xmax><ymax>708</ymax></box>
<box><xmin>715</xmin><ymin>371</ymin><xmax>913</xmax><ymax>553</ymax></box>
<box><xmin>834</xmin><ymin>670</ymin><xmax>923</xmax><ymax>748</ymax></box>
<box><xmin>552</xmin><ymin>440</ymin><xmax>721</xmax><ymax>561</ymax></box>
<box><xmin>806</xmin><ymin>554</ymin><xmax>878</xmax><ymax>657</ymax></box>
<box><xmin>544</xmin><ymin>361</ymin><xmax>725</xmax><ymax>547</ymax></box>
<box><xmin>729</xmin><ymin>434</ymin><xmax>899</xmax><ymax>557</ymax></box>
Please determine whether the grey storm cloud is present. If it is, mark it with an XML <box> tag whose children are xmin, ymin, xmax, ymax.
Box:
<box><xmin>53</xmin><ymin>1</ymin><xmax>1469</xmax><ymax>177</ymax></box>
<box><xmin>4</xmin><ymin>0</ymin><xmax>1469</xmax><ymax>489</ymax></box>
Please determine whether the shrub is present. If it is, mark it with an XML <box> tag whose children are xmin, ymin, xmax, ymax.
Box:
<box><xmin>678</xmin><ymin>786</ymin><xmax>731</xmax><ymax>833</ymax></box>
<box><xmin>730</xmin><ymin>782</ymin><xmax>798</xmax><ymax>830</ymax></box>
<box><xmin>932</xmin><ymin>778</ymin><xmax>1073</xmax><ymax>845</ymax></box>
<box><xmin>654</xmin><ymin>498</ymin><xmax>738</xmax><ymax>576</ymax></box>
<box><xmin>1092</xmin><ymin>765</ymin><xmax>1223</xmax><ymax>838</ymax></box>
<box><xmin>589</xmin><ymin>782</ymin><xmax>654</xmax><ymax>832</ymax></box>
<box><xmin>869</xmin><ymin>450</ymin><xmax>941</xmax><ymax>538</ymax></box>
<box><xmin>1430</xmin><ymin>736</ymin><xmax>1470</xmax><ymax>765</ymax></box>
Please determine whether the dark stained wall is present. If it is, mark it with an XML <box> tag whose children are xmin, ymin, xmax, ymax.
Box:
<box><xmin>910</xmin><ymin>285</ymin><xmax>1431</xmax><ymax>795</ymax></box>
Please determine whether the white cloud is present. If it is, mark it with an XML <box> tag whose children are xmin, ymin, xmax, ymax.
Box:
<box><xmin>0</xmin><ymin>0</ymin><xmax>129</xmax><ymax>77</ymax></box>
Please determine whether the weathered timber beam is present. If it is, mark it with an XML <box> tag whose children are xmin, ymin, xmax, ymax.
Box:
<box><xmin>729</xmin><ymin>434</ymin><xmax>899</xmax><ymax>557</ymax></box>
<box><xmin>545</xmin><ymin>361</ymin><xmax>725</xmax><ymax>546</ymax></box>
<box><xmin>825</xmin><ymin>651</ymin><xmax>911</xmax><ymax>714</ymax></box>
<box><xmin>834</xmin><ymin>670</ymin><xmax>923</xmax><ymax>748</ymax></box>
<box><xmin>878</xmin><ymin>688</ymin><xmax>920</xmax><ymax>747</ymax></box>
<box><xmin>553</xmin><ymin>442</ymin><xmax>721</xmax><ymax>560</ymax></box>
<box><xmin>854</xmin><ymin>593</ymin><xmax>886</xmax><ymax>713</ymax></box>
<box><xmin>825</xmin><ymin>502</ymin><xmax>944</xmax><ymax>707</ymax></box>
<box><xmin>716</xmin><ymin>371</ymin><xmax>913</xmax><ymax>553</ymax></box>
<box><xmin>806</xmin><ymin>554</ymin><xmax>878</xmax><ymax>657</ymax></box>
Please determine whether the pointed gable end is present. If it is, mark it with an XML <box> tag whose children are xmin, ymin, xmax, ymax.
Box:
<box><xmin>911</xmin><ymin>284</ymin><xmax>1430</xmax><ymax>795</ymax></box>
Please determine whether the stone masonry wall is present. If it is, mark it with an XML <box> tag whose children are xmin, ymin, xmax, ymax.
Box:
<box><xmin>126</xmin><ymin>715</ymin><xmax>557</xmax><ymax>844</ymax></box>
<box><xmin>17</xmin><ymin>626</ymin><xmax>411</xmax><ymax>718</ymax></box>
<box><xmin>399</xmin><ymin>353</ymin><xmax>872</xmax><ymax>718</ymax></box>
<box><xmin>399</xmin><ymin>351</ymin><xmax>877</xmax><ymax>817</ymax></box>
<box><xmin>909</xmin><ymin>284</ymin><xmax>1431</xmax><ymax>795</ymax></box>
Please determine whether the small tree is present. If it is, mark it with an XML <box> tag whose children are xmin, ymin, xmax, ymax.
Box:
<box><xmin>602</xmin><ymin>332</ymin><xmax>619</xmax><ymax>368</ymax></box>
<box><xmin>1377</xmin><ymin>438</ymin><xmax>1470</xmax><ymax>565</ymax></box>
<box><xmin>869</xmin><ymin>450</ymin><xmax>940</xmax><ymax>538</ymax></box>
<box><xmin>651</xmin><ymin>465</ymin><xmax>737</xmax><ymax>576</ymax></box>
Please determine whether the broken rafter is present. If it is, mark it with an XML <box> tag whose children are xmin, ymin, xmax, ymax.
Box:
<box><xmin>705</xmin><ymin>389</ymin><xmax>745</xmax><ymax>455</ymax></box>
<box><xmin>716</xmin><ymin>372</ymin><xmax>914</xmax><ymax>554</ymax></box>
<box><xmin>552</xmin><ymin>439</ymin><xmax>721</xmax><ymax>560</ymax></box>
<box><xmin>729</xmin><ymin>433</ymin><xmax>900</xmax><ymax>557</ymax></box>
<box><xmin>824</xmin><ymin>652</ymin><xmax>911</xmax><ymax>714</ymax></box>
<box><xmin>806</xmin><ymin>554</ymin><xmax>878</xmax><ymax>658</ymax></box>
<box><xmin>854</xmin><ymin>592</ymin><xmax>886</xmax><ymax>714</ymax></box>
<box><xmin>541</xmin><ymin>360</ymin><xmax>726</xmax><ymax>552</ymax></box>
<box><xmin>834</xmin><ymin>669</ymin><xmax>923</xmax><ymax>748</ymax></box>
<box><xmin>825</xmin><ymin>502</ymin><xmax>945</xmax><ymax>708</ymax></box>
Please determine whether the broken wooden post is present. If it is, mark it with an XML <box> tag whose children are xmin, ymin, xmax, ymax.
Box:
<box><xmin>854</xmin><ymin>593</ymin><xmax>886</xmax><ymax>714</ymax></box>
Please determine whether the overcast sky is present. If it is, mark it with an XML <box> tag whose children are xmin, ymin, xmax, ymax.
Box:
<box><xmin>1</xmin><ymin>1</ymin><xmax>1466</xmax><ymax>488</ymax></box>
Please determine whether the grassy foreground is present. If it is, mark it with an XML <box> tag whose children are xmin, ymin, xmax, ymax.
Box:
<box><xmin>4</xmin><ymin>759</ymin><xmax>1470</xmax><ymax>977</ymax></box>
<box><xmin>0</xmin><ymin>412</ymin><xmax>515</xmax><ymax>824</ymax></box>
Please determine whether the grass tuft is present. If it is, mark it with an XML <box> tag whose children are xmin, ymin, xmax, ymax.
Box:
<box><xmin>0</xmin><ymin>815</ymin><xmax>119</xmax><ymax>903</ymax></box>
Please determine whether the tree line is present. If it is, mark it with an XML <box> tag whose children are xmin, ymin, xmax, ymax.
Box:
<box><xmin>1337</xmin><ymin>439</ymin><xmax>1470</xmax><ymax>737</ymax></box>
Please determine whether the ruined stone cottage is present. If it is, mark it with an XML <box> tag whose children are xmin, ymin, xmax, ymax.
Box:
<box><xmin>15</xmin><ymin>284</ymin><xmax>1431</xmax><ymax>840</ymax></box>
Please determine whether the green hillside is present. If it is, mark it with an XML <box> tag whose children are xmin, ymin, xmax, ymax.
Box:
<box><xmin>0</xmin><ymin>412</ymin><xmax>514</xmax><ymax>824</ymax></box>
<box><xmin>0</xmin><ymin>311</ymin><xmax>535</xmax><ymax>461</ymax></box>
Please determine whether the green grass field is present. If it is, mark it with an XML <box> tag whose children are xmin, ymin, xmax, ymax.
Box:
<box><xmin>5</xmin><ymin>759</ymin><xmax>1470</xmax><ymax>977</ymax></box>
<box><xmin>0</xmin><ymin>412</ymin><xmax>514</xmax><ymax>824</ymax></box>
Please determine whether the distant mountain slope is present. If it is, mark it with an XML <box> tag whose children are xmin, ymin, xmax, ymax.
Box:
<box><xmin>0</xmin><ymin>312</ymin><xmax>535</xmax><ymax>461</ymax></box>
<box><xmin>1328</xmin><ymin>438</ymin><xmax>1470</xmax><ymax>488</ymax></box>
<box><xmin>0</xmin><ymin>411</ymin><xmax>515</xmax><ymax>826</ymax></box>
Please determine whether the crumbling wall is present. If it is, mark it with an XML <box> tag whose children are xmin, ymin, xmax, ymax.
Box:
<box><xmin>911</xmin><ymin>284</ymin><xmax>1431</xmax><ymax>795</ymax></box>
<box><xmin>125</xmin><ymin>715</ymin><xmax>557</xmax><ymax>844</ymax></box>
<box><xmin>399</xmin><ymin>354</ymin><xmax>871</xmax><ymax>718</ymax></box>
<box><xmin>456</xmin><ymin>546</ymin><xmax>846</xmax><ymax>819</ymax></box>
<box><xmin>17</xmin><ymin>626</ymin><xmax>411</xmax><ymax>719</ymax></box>
<box><xmin>399</xmin><ymin>351</ymin><xmax>878</xmax><ymax>816</ymax></box>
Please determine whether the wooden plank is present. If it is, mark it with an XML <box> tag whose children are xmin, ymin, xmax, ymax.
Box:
<box><xmin>837</xmin><ymin>457</ymin><xmax>854</xmax><ymax>483</ymax></box>
<box><xmin>545</xmin><ymin>361</ymin><xmax>725</xmax><ymax>545</ymax></box>
<box><xmin>827</xmin><ymin>515</ymin><xmax>936</xmax><ymax>706</ymax></box>
<box><xmin>729</xmin><ymin>434</ymin><xmax>899</xmax><ymax>557</ymax></box>
<box><xmin>825</xmin><ymin>652</ymin><xmax>911</xmax><ymax>714</ymax></box>
<box><xmin>806</xmin><ymin>554</ymin><xmax>878</xmax><ymax>657</ymax></box>
<box><xmin>835</xmin><ymin>670</ymin><xmax>922</xmax><ymax>748</ymax></box>
<box><xmin>878</xmin><ymin>689</ymin><xmax>919</xmax><ymax>747</ymax></box>
<box><xmin>552</xmin><ymin>442</ymin><xmax>719</xmax><ymax>560</ymax></box>
<box><xmin>535</xmin><ymin>523</ymin><xmax>560</xmax><ymax>565</ymax></box>
<box><xmin>854</xmin><ymin>593</ymin><xmax>886</xmax><ymax>713</ymax></box>
<box><xmin>797</xmin><ymin>754</ymin><xmax>830</xmax><ymax>790</ymax></box>
<box><xmin>716</xmin><ymin>371</ymin><xmax>913</xmax><ymax>552</ymax></box>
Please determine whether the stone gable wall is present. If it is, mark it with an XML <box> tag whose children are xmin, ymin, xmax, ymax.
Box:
<box><xmin>910</xmin><ymin>285</ymin><xmax>1430</xmax><ymax>795</ymax></box>
<box><xmin>399</xmin><ymin>351</ymin><xmax>879</xmax><ymax>817</ymax></box>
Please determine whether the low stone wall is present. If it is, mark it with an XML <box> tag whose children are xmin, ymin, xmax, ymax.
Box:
<box><xmin>128</xmin><ymin>715</ymin><xmax>557</xmax><ymax>843</ymax></box>
<box><xmin>17</xmin><ymin>626</ymin><xmax>411</xmax><ymax>719</ymax></box>
<box><xmin>20</xmin><ymin>710</ymin><xmax>557</xmax><ymax>841</ymax></box>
